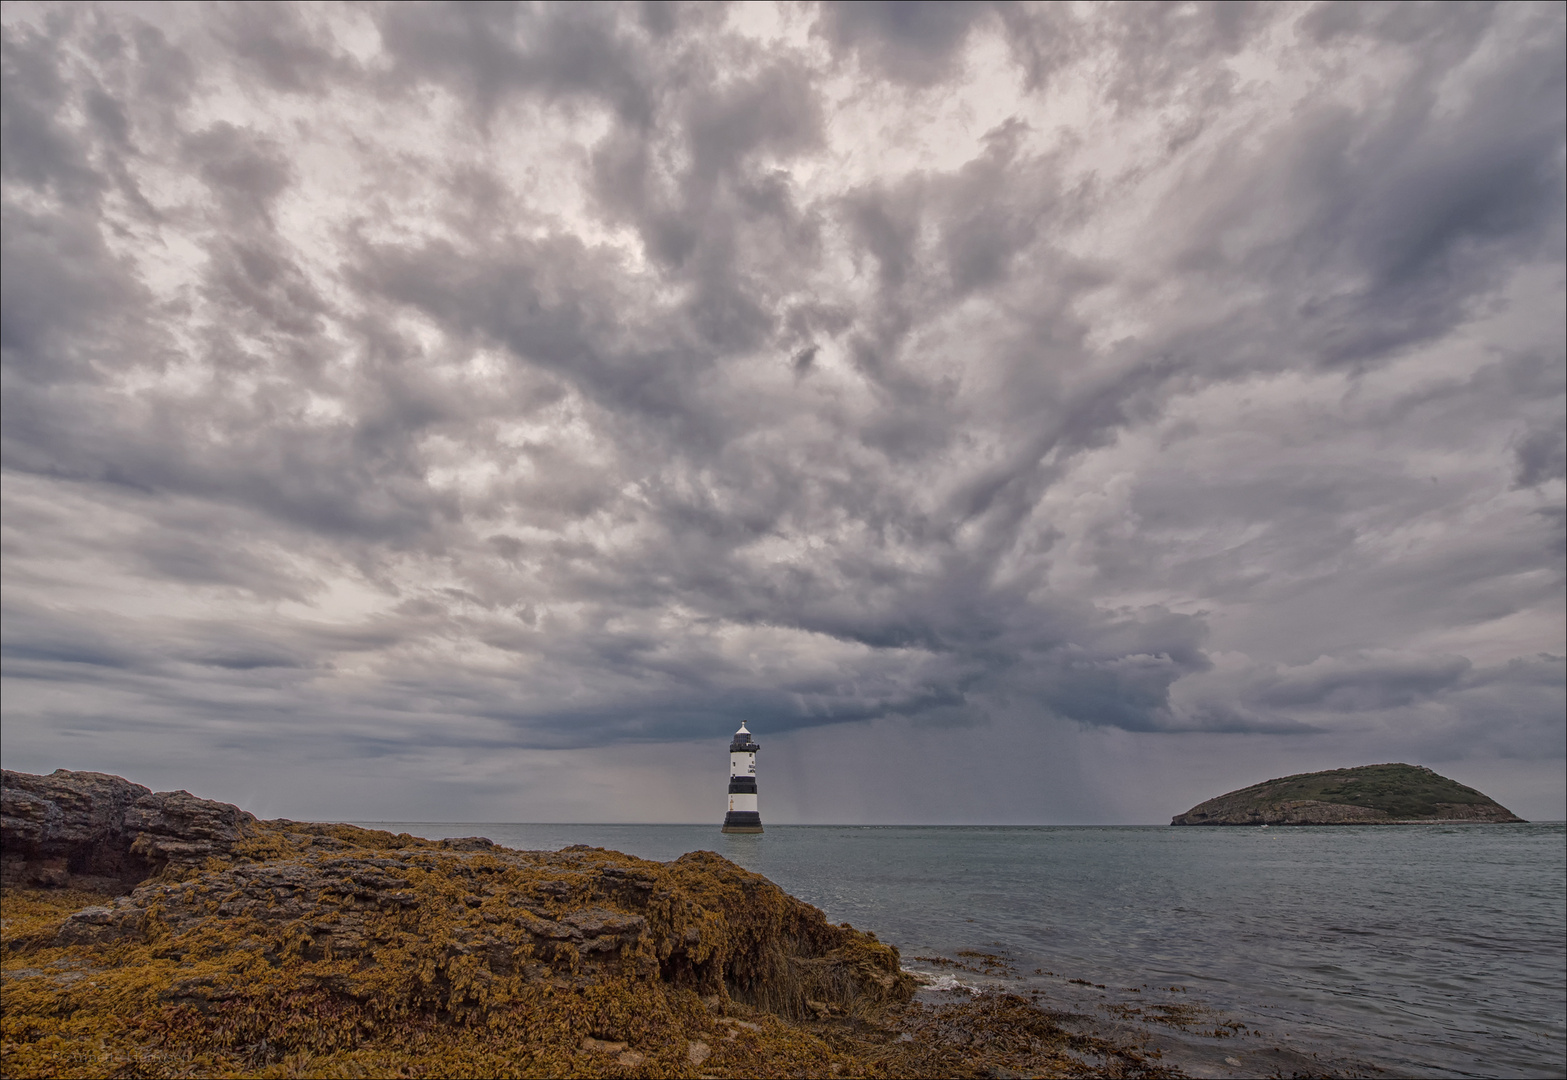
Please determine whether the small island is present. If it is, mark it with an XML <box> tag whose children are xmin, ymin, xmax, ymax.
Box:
<box><xmin>1170</xmin><ymin>763</ymin><xmax>1525</xmax><ymax>826</ymax></box>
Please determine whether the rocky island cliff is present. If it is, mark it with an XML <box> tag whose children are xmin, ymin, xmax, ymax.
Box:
<box><xmin>1170</xmin><ymin>763</ymin><xmax>1524</xmax><ymax>826</ymax></box>
<box><xmin>3</xmin><ymin>769</ymin><xmax>1174</xmax><ymax>1079</ymax></box>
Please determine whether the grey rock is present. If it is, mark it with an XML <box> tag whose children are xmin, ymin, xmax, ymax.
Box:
<box><xmin>2</xmin><ymin>769</ymin><xmax>256</xmax><ymax>890</ymax></box>
<box><xmin>437</xmin><ymin>836</ymin><xmax>496</xmax><ymax>851</ymax></box>
<box><xmin>2</xmin><ymin>770</ymin><xmax>153</xmax><ymax>888</ymax></box>
<box><xmin>126</xmin><ymin>788</ymin><xmax>257</xmax><ymax>868</ymax></box>
<box><xmin>55</xmin><ymin>903</ymin><xmax>142</xmax><ymax>946</ymax></box>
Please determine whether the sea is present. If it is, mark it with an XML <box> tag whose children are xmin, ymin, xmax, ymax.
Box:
<box><xmin>350</xmin><ymin>821</ymin><xmax>1567</xmax><ymax>1079</ymax></box>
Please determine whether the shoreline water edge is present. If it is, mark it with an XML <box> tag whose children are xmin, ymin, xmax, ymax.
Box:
<box><xmin>0</xmin><ymin>769</ymin><xmax>1220</xmax><ymax>1079</ymax></box>
<box><xmin>358</xmin><ymin>820</ymin><xmax>1566</xmax><ymax>1079</ymax></box>
<box><xmin>6</xmin><ymin>772</ymin><xmax>1563</xmax><ymax>1078</ymax></box>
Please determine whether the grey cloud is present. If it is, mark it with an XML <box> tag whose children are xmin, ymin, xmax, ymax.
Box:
<box><xmin>354</xmin><ymin>232</ymin><xmax>686</xmax><ymax>419</ymax></box>
<box><xmin>184</xmin><ymin>123</ymin><xmax>294</xmax><ymax>224</ymax></box>
<box><xmin>1301</xmin><ymin>0</ymin><xmax>1498</xmax><ymax>49</ymax></box>
<box><xmin>379</xmin><ymin>1</ymin><xmax>659</xmax><ymax>124</ymax></box>
<box><xmin>586</xmin><ymin>66</ymin><xmax>826</xmax><ymax>359</ymax></box>
<box><xmin>1</xmin><ymin>597</ymin><xmax>307</xmax><ymax>680</ymax></box>
<box><xmin>217</xmin><ymin>2</ymin><xmax>348</xmax><ymax>95</ymax></box>
<box><xmin>201</xmin><ymin>237</ymin><xmax>329</xmax><ymax>341</ymax></box>
<box><xmin>844</xmin><ymin>121</ymin><xmax>1060</xmax><ymax>305</ymax></box>
<box><xmin>1463</xmin><ymin>653</ymin><xmax>1566</xmax><ymax>691</ymax></box>
<box><xmin>1417</xmin><ymin>655</ymin><xmax>1566</xmax><ymax>760</ymax></box>
<box><xmin>0</xmin><ymin>206</ymin><xmax>145</xmax><ymax>385</ymax></box>
<box><xmin>1250</xmin><ymin>653</ymin><xmax>1473</xmax><ymax>711</ymax></box>
<box><xmin>4</xmin><ymin>373</ymin><xmax>460</xmax><ymax>542</ymax></box>
<box><xmin>1514</xmin><ymin>425</ymin><xmax>1566</xmax><ymax>488</ymax></box>
<box><xmin>1</xmin><ymin>2</ymin><xmax>1562</xmax><ymax>820</ymax></box>
<box><xmin>1170</xmin><ymin>705</ymin><xmax>1324</xmax><ymax>736</ymax></box>
<box><xmin>1088</xmin><ymin>0</ymin><xmax>1272</xmax><ymax>109</ymax></box>
<box><xmin>1158</xmin><ymin>56</ymin><xmax>1564</xmax><ymax>378</ymax></box>
<box><xmin>111</xmin><ymin>19</ymin><xmax>198</xmax><ymax>111</ymax></box>
<box><xmin>1170</xmin><ymin>650</ymin><xmax>1564</xmax><ymax>753</ymax></box>
<box><xmin>1</xmin><ymin>22</ymin><xmax>103</xmax><ymax>202</ymax></box>
<box><xmin>125</xmin><ymin>515</ymin><xmax>320</xmax><ymax>600</ymax></box>
<box><xmin>0</xmin><ymin>603</ymin><xmax>149</xmax><ymax>674</ymax></box>
<box><xmin>189</xmin><ymin>648</ymin><xmax>308</xmax><ymax>672</ymax></box>
<box><xmin>816</xmin><ymin>1</ymin><xmax>992</xmax><ymax>86</ymax></box>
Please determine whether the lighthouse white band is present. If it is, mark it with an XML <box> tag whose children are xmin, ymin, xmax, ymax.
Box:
<box><xmin>730</xmin><ymin>751</ymin><xmax>756</xmax><ymax>776</ymax></box>
<box><xmin>728</xmin><ymin>792</ymin><xmax>758</xmax><ymax>812</ymax></box>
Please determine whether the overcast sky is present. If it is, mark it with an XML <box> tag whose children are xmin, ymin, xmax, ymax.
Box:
<box><xmin>2</xmin><ymin>1</ymin><xmax>1562</xmax><ymax>824</ymax></box>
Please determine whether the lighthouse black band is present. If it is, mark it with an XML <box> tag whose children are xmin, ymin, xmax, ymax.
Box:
<box><xmin>730</xmin><ymin>738</ymin><xmax>760</xmax><ymax>752</ymax></box>
<box><xmin>728</xmin><ymin>777</ymin><xmax>757</xmax><ymax>794</ymax></box>
<box><xmin>723</xmin><ymin>811</ymin><xmax>762</xmax><ymax>827</ymax></box>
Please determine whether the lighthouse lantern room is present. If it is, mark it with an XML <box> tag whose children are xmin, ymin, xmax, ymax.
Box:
<box><xmin>721</xmin><ymin>722</ymin><xmax>763</xmax><ymax>834</ymax></box>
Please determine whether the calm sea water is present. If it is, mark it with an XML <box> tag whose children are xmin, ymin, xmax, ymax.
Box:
<box><xmin>352</xmin><ymin>822</ymin><xmax>1566</xmax><ymax>1078</ymax></box>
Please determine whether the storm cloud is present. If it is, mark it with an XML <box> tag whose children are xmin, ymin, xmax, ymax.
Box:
<box><xmin>2</xmin><ymin>2</ymin><xmax>1562</xmax><ymax>822</ymax></box>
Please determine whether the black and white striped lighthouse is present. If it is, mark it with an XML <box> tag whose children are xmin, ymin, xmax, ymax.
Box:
<box><xmin>721</xmin><ymin>721</ymin><xmax>763</xmax><ymax>834</ymax></box>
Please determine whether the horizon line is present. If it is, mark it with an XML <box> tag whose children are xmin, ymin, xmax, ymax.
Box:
<box><xmin>341</xmin><ymin>819</ymin><xmax>1558</xmax><ymax>828</ymax></box>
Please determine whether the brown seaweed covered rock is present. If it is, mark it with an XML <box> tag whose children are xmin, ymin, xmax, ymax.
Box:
<box><xmin>2</xmin><ymin>771</ymin><xmax>926</xmax><ymax>1079</ymax></box>
<box><xmin>34</xmin><ymin>838</ymin><xmax>912</xmax><ymax>1018</ymax></box>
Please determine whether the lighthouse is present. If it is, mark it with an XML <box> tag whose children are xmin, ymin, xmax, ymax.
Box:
<box><xmin>721</xmin><ymin>721</ymin><xmax>763</xmax><ymax>834</ymax></box>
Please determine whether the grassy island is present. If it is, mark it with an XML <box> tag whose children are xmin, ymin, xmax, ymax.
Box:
<box><xmin>1170</xmin><ymin>763</ymin><xmax>1524</xmax><ymax>826</ymax></box>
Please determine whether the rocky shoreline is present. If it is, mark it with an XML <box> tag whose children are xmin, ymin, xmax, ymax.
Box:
<box><xmin>3</xmin><ymin>770</ymin><xmax>1188</xmax><ymax>1078</ymax></box>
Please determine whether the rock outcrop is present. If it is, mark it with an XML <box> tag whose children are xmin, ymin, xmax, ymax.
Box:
<box><xmin>2</xmin><ymin>769</ymin><xmax>1196</xmax><ymax>1079</ymax></box>
<box><xmin>1</xmin><ymin>769</ymin><xmax>257</xmax><ymax>889</ymax></box>
<box><xmin>37</xmin><ymin>842</ymin><xmax>911</xmax><ymax>1017</ymax></box>
<box><xmin>1171</xmin><ymin>763</ymin><xmax>1524</xmax><ymax>825</ymax></box>
<box><xmin>1</xmin><ymin>768</ymin><xmax>924</xmax><ymax>1079</ymax></box>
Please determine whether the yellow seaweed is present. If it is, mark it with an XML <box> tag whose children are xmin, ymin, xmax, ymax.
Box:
<box><xmin>3</xmin><ymin>824</ymin><xmax>1176</xmax><ymax>1078</ymax></box>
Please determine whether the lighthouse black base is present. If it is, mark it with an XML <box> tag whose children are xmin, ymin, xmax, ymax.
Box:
<box><xmin>722</xmin><ymin>810</ymin><xmax>763</xmax><ymax>834</ymax></box>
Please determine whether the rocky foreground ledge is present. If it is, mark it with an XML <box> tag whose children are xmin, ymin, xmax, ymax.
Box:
<box><xmin>2</xmin><ymin>770</ymin><xmax>1178</xmax><ymax>1079</ymax></box>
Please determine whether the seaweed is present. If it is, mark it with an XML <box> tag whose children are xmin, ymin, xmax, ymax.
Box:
<box><xmin>3</xmin><ymin>823</ymin><xmax>1182</xmax><ymax>1078</ymax></box>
